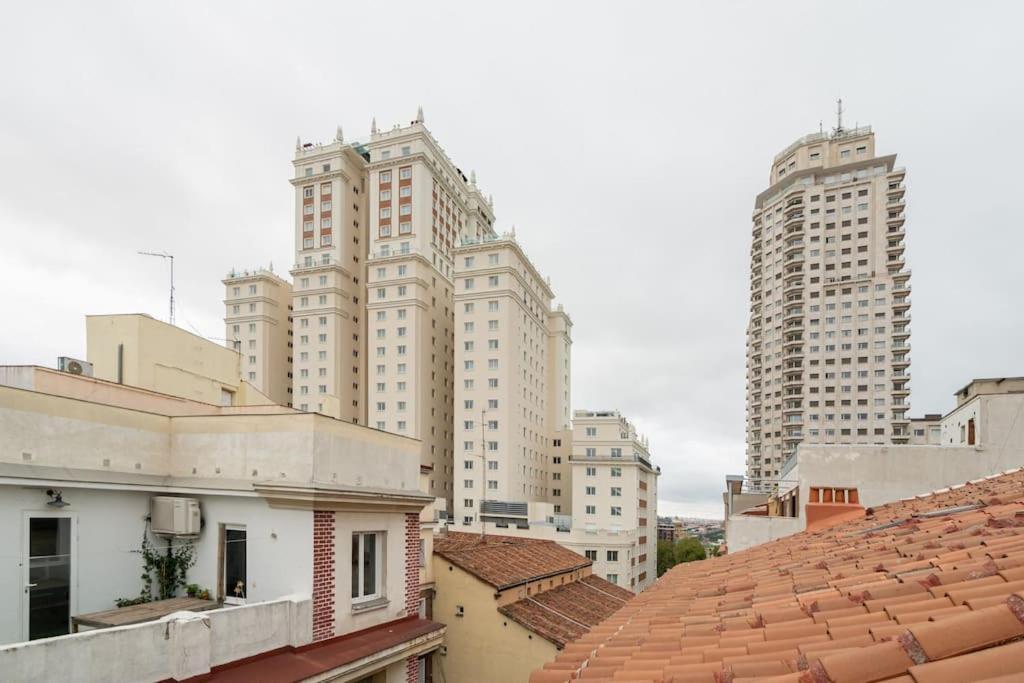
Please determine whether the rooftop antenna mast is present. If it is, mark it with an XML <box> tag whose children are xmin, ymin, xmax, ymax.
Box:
<box><xmin>834</xmin><ymin>98</ymin><xmax>844</xmax><ymax>136</ymax></box>
<box><xmin>138</xmin><ymin>251</ymin><xmax>175</xmax><ymax>325</ymax></box>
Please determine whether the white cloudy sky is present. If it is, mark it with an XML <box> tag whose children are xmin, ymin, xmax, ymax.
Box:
<box><xmin>2</xmin><ymin>2</ymin><xmax>1023</xmax><ymax>519</ymax></box>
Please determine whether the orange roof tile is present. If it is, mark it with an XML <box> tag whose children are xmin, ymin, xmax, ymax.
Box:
<box><xmin>498</xmin><ymin>575</ymin><xmax>634</xmax><ymax>647</ymax></box>
<box><xmin>434</xmin><ymin>531</ymin><xmax>592</xmax><ymax>589</ymax></box>
<box><xmin>530</xmin><ymin>468</ymin><xmax>1024</xmax><ymax>682</ymax></box>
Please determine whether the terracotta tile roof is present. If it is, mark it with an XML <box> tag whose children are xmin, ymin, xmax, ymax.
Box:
<box><xmin>185</xmin><ymin>616</ymin><xmax>444</xmax><ymax>682</ymax></box>
<box><xmin>498</xmin><ymin>575</ymin><xmax>635</xmax><ymax>647</ymax></box>
<box><xmin>530</xmin><ymin>468</ymin><xmax>1024</xmax><ymax>682</ymax></box>
<box><xmin>434</xmin><ymin>531</ymin><xmax>592</xmax><ymax>589</ymax></box>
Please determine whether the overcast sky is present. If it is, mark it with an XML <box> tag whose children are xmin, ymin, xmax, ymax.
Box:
<box><xmin>2</xmin><ymin>2</ymin><xmax>1023</xmax><ymax>519</ymax></box>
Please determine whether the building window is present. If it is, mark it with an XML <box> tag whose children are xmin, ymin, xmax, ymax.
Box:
<box><xmin>585</xmin><ymin>486</ymin><xmax>596</xmax><ymax>495</ymax></box>
<box><xmin>606</xmin><ymin>551</ymin><xmax>618</xmax><ymax>562</ymax></box>
<box><xmin>610</xmin><ymin>487</ymin><xmax>622</xmax><ymax>497</ymax></box>
<box><xmin>610</xmin><ymin>467</ymin><xmax>621</xmax><ymax>477</ymax></box>
<box><xmin>223</xmin><ymin>525</ymin><xmax>247</xmax><ymax>604</ymax></box>
<box><xmin>610</xmin><ymin>506</ymin><xmax>622</xmax><ymax>516</ymax></box>
<box><xmin>351</xmin><ymin>532</ymin><xmax>383</xmax><ymax>602</ymax></box>
<box><xmin>585</xmin><ymin>427</ymin><xmax>597</xmax><ymax>436</ymax></box>
<box><xmin>585</xmin><ymin>505</ymin><xmax>596</xmax><ymax>515</ymax></box>
<box><xmin>606</xmin><ymin>574</ymin><xmax>618</xmax><ymax>584</ymax></box>
<box><xmin>399</xmin><ymin>167</ymin><xmax>412</xmax><ymax>180</ymax></box>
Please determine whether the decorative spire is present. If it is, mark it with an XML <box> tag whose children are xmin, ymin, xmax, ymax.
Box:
<box><xmin>295</xmin><ymin>136</ymin><xmax>301</xmax><ymax>150</ymax></box>
<box><xmin>371</xmin><ymin>117</ymin><xmax>377</xmax><ymax>135</ymax></box>
<box><xmin>470</xmin><ymin>169</ymin><xmax>477</xmax><ymax>185</ymax></box>
<box><xmin>416</xmin><ymin>105</ymin><xmax>424</xmax><ymax>123</ymax></box>
<box><xmin>335</xmin><ymin>125</ymin><xmax>344</xmax><ymax>143</ymax></box>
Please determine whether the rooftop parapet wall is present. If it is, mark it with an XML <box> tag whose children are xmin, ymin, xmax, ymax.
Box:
<box><xmin>0</xmin><ymin>385</ymin><xmax>421</xmax><ymax>494</ymax></box>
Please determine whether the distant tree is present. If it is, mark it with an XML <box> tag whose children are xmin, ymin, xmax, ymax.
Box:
<box><xmin>656</xmin><ymin>536</ymin><xmax>707</xmax><ymax>576</ymax></box>
<box><xmin>674</xmin><ymin>536</ymin><xmax>707</xmax><ymax>564</ymax></box>
<box><xmin>656</xmin><ymin>540</ymin><xmax>675</xmax><ymax>576</ymax></box>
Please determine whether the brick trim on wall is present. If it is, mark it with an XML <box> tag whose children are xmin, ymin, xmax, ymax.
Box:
<box><xmin>313</xmin><ymin>510</ymin><xmax>336</xmax><ymax>642</ymax></box>
<box><xmin>406</xmin><ymin>654</ymin><xmax>419</xmax><ymax>682</ymax></box>
<box><xmin>404</xmin><ymin>512</ymin><xmax>420</xmax><ymax>616</ymax></box>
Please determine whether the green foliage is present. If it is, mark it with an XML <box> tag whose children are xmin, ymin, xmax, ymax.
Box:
<box><xmin>114</xmin><ymin>595</ymin><xmax>150</xmax><ymax>608</ymax></box>
<box><xmin>134</xmin><ymin>530</ymin><xmax>197</xmax><ymax>601</ymax></box>
<box><xmin>675</xmin><ymin>536</ymin><xmax>706</xmax><ymax>563</ymax></box>
<box><xmin>656</xmin><ymin>536</ymin><xmax>708</xmax><ymax>576</ymax></box>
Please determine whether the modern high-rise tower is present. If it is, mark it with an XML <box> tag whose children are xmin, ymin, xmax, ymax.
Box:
<box><xmin>745</xmin><ymin>114</ymin><xmax>911</xmax><ymax>481</ymax></box>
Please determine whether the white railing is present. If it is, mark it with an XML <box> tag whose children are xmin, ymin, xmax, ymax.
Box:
<box><xmin>0</xmin><ymin>596</ymin><xmax>312</xmax><ymax>683</ymax></box>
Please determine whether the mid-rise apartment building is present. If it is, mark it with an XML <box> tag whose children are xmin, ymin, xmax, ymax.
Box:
<box><xmin>223</xmin><ymin>268</ymin><xmax>293</xmax><ymax>406</ymax></box>
<box><xmin>745</xmin><ymin>119</ymin><xmax>911</xmax><ymax>481</ymax></box>
<box><xmin>571</xmin><ymin>410</ymin><xmax>658</xmax><ymax>591</ymax></box>
<box><xmin>452</xmin><ymin>233</ymin><xmax>572</xmax><ymax>528</ymax></box>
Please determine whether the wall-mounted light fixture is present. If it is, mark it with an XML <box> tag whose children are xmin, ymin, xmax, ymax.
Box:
<box><xmin>46</xmin><ymin>489</ymin><xmax>69</xmax><ymax>508</ymax></box>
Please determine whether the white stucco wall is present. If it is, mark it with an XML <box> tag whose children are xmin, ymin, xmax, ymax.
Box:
<box><xmin>726</xmin><ymin>443</ymin><xmax>1024</xmax><ymax>553</ymax></box>
<box><xmin>794</xmin><ymin>444</ymin><xmax>1024</xmax><ymax>524</ymax></box>
<box><xmin>0</xmin><ymin>486</ymin><xmax>311</xmax><ymax>646</ymax></box>
<box><xmin>333</xmin><ymin>511</ymin><xmax>410</xmax><ymax>636</ymax></box>
<box><xmin>0</xmin><ymin>597</ymin><xmax>311</xmax><ymax>683</ymax></box>
<box><xmin>725</xmin><ymin>515</ymin><xmax>802</xmax><ymax>553</ymax></box>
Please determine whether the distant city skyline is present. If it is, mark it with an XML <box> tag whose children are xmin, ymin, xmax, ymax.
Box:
<box><xmin>3</xmin><ymin>2</ymin><xmax>1024</xmax><ymax>519</ymax></box>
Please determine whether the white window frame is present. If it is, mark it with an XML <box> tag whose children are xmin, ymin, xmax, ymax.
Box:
<box><xmin>351</xmin><ymin>531</ymin><xmax>384</xmax><ymax>604</ymax></box>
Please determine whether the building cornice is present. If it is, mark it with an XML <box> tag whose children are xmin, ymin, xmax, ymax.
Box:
<box><xmin>255</xmin><ymin>482</ymin><xmax>435</xmax><ymax>513</ymax></box>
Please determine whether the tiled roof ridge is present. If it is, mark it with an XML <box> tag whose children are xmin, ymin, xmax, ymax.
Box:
<box><xmin>523</xmin><ymin>595</ymin><xmax>593</xmax><ymax>630</ymax></box>
<box><xmin>577</xmin><ymin>577</ymin><xmax>631</xmax><ymax>604</ymax></box>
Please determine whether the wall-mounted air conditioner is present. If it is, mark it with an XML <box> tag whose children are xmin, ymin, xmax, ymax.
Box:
<box><xmin>151</xmin><ymin>496</ymin><xmax>201</xmax><ymax>536</ymax></box>
<box><xmin>58</xmin><ymin>356</ymin><xmax>94</xmax><ymax>377</ymax></box>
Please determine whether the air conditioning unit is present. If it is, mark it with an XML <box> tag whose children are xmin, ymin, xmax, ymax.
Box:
<box><xmin>151</xmin><ymin>496</ymin><xmax>201</xmax><ymax>536</ymax></box>
<box><xmin>58</xmin><ymin>356</ymin><xmax>94</xmax><ymax>377</ymax></box>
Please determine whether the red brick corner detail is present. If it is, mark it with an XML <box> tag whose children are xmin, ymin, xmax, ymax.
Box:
<box><xmin>405</xmin><ymin>512</ymin><xmax>420</xmax><ymax>616</ymax></box>
<box><xmin>313</xmin><ymin>510</ymin><xmax>336</xmax><ymax>642</ymax></box>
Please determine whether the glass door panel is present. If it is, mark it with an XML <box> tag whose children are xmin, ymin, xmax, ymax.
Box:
<box><xmin>28</xmin><ymin>517</ymin><xmax>72</xmax><ymax>640</ymax></box>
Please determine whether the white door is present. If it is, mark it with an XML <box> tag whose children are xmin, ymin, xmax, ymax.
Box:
<box><xmin>22</xmin><ymin>512</ymin><xmax>76</xmax><ymax>640</ymax></box>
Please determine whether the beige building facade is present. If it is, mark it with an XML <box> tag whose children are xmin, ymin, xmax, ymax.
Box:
<box><xmin>452</xmin><ymin>234</ymin><xmax>572</xmax><ymax>528</ymax></box>
<box><xmin>223</xmin><ymin>268</ymin><xmax>293</xmax><ymax>406</ymax></box>
<box><xmin>746</xmin><ymin>121</ymin><xmax>911</xmax><ymax>481</ymax></box>
<box><xmin>364</xmin><ymin>111</ymin><xmax>496</xmax><ymax>502</ymax></box>
<box><xmin>86</xmin><ymin>313</ymin><xmax>272</xmax><ymax>407</ymax></box>
<box><xmin>289</xmin><ymin>137</ymin><xmax>369</xmax><ymax>425</ymax></box>
<box><xmin>570</xmin><ymin>410</ymin><xmax>658</xmax><ymax>592</ymax></box>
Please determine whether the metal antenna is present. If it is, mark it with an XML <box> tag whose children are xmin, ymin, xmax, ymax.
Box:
<box><xmin>138</xmin><ymin>251</ymin><xmax>175</xmax><ymax>325</ymax></box>
<box><xmin>835</xmin><ymin>98</ymin><xmax>844</xmax><ymax>135</ymax></box>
